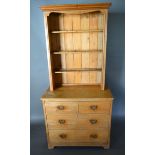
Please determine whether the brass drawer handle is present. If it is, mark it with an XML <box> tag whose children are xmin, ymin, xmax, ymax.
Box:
<box><xmin>89</xmin><ymin>119</ymin><xmax>97</xmax><ymax>124</ymax></box>
<box><xmin>58</xmin><ymin>119</ymin><xmax>66</xmax><ymax>124</ymax></box>
<box><xmin>90</xmin><ymin>134</ymin><xmax>98</xmax><ymax>139</ymax></box>
<box><xmin>90</xmin><ymin>105</ymin><xmax>98</xmax><ymax>110</ymax></box>
<box><xmin>57</xmin><ymin>105</ymin><xmax>65</xmax><ymax>110</ymax></box>
<box><xmin>59</xmin><ymin>134</ymin><xmax>67</xmax><ymax>139</ymax></box>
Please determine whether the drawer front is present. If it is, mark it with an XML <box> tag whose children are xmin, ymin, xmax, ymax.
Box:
<box><xmin>46</xmin><ymin>114</ymin><xmax>109</xmax><ymax>129</ymax></box>
<box><xmin>47</xmin><ymin>114</ymin><xmax>77</xmax><ymax>129</ymax></box>
<box><xmin>79</xmin><ymin>102</ymin><xmax>111</xmax><ymax>114</ymax></box>
<box><xmin>45</xmin><ymin>102</ymin><xmax>78</xmax><ymax>114</ymax></box>
<box><xmin>49</xmin><ymin>129</ymin><xmax>108</xmax><ymax>143</ymax></box>
<box><xmin>78</xmin><ymin>114</ymin><xmax>109</xmax><ymax>129</ymax></box>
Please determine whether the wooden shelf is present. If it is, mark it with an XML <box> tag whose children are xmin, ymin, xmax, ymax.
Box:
<box><xmin>53</xmin><ymin>50</ymin><xmax>102</xmax><ymax>54</ymax></box>
<box><xmin>40</xmin><ymin>3</ymin><xmax>112</xmax><ymax>11</ymax></box>
<box><xmin>51</xmin><ymin>29</ymin><xmax>103</xmax><ymax>34</ymax></box>
<box><xmin>40</xmin><ymin>5</ymin><xmax>110</xmax><ymax>90</ymax></box>
<box><xmin>54</xmin><ymin>68</ymin><xmax>102</xmax><ymax>73</ymax></box>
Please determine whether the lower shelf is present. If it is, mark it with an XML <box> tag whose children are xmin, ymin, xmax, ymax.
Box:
<box><xmin>53</xmin><ymin>50</ymin><xmax>103</xmax><ymax>54</ymax></box>
<box><xmin>54</xmin><ymin>68</ymin><xmax>102</xmax><ymax>73</ymax></box>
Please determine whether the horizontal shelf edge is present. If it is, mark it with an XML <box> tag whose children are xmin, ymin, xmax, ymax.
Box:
<box><xmin>51</xmin><ymin>29</ymin><xmax>103</xmax><ymax>33</ymax></box>
<box><xmin>53</xmin><ymin>50</ymin><xmax>103</xmax><ymax>54</ymax></box>
<box><xmin>54</xmin><ymin>68</ymin><xmax>102</xmax><ymax>73</ymax></box>
<box><xmin>40</xmin><ymin>3</ymin><xmax>112</xmax><ymax>11</ymax></box>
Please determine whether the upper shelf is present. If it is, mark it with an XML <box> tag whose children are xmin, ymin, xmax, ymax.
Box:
<box><xmin>51</xmin><ymin>29</ymin><xmax>103</xmax><ymax>34</ymax></box>
<box><xmin>40</xmin><ymin>3</ymin><xmax>112</xmax><ymax>11</ymax></box>
<box><xmin>53</xmin><ymin>50</ymin><xmax>102</xmax><ymax>54</ymax></box>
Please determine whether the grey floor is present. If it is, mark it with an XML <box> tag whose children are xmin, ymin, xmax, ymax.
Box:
<box><xmin>30</xmin><ymin>117</ymin><xmax>125</xmax><ymax>155</ymax></box>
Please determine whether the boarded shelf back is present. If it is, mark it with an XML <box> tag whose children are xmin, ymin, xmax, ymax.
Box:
<box><xmin>48</xmin><ymin>12</ymin><xmax>104</xmax><ymax>86</ymax></box>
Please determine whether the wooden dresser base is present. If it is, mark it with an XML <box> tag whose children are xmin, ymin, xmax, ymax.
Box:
<box><xmin>41</xmin><ymin>86</ymin><xmax>113</xmax><ymax>149</ymax></box>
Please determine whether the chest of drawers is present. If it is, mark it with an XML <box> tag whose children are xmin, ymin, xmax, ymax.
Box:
<box><xmin>41</xmin><ymin>86</ymin><xmax>113</xmax><ymax>149</ymax></box>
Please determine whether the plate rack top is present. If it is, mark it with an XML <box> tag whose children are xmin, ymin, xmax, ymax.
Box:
<box><xmin>40</xmin><ymin>3</ymin><xmax>112</xmax><ymax>11</ymax></box>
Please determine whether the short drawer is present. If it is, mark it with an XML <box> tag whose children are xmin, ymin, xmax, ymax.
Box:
<box><xmin>47</xmin><ymin>114</ymin><xmax>77</xmax><ymax>129</ymax></box>
<box><xmin>78</xmin><ymin>114</ymin><xmax>109</xmax><ymax>129</ymax></box>
<box><xmin>79</xmin><ymin>102</ymin><xmax>111</xmax><ymax>114</ymax></box>
<box><xmin>49</xmin><ymin>129</ymin><xmax>108</xmax><ymax>143</ymax></box>
<box><xmin>45</xmin><ymin>102</ymin><xmax>78</xmax><ymax>114</ymax></box>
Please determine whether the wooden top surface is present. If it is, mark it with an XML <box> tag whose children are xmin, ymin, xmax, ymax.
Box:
<box><xmin>41</xmin><ymin>86</ymin><xmax>113</xmax><ymax>101</ymax></box>
<box><xmin>40</xmin><ymin>3</ymin><xmax>112</xmax><ymax>11</ymax></box>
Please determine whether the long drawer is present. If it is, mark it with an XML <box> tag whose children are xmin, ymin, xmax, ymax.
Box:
<box><xmin>46</xmin><ymin>114</ymin><xmax>109</xmax><ymax>129</ymax></box>
<box><xmin>49</xmin><ymin>129</ymin><xmax>108</xmax><ymax>143</ymax></box>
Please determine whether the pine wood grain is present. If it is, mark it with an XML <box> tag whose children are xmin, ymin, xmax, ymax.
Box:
<box><xmin>42</xmin><ymin>11</ymin><xmax>109</xmax><ymax>88</ymax></box>
<box><xmin>46</xmin><ymin>114</ymin><xmax>110</xmax><ymax>129</ymax></box>
<box><xmin>45</xmin><ymin>102</ymin><xmax>78</xmax><ymax>114</ymax></box>
<box><xmin>54</xmin><ymin>68</ymin><xmax>102</xmax><ymax>73</ymax></box>
<box><xmin>42</xmin><ymin>101</ymin><xmax>51</xmax><ymax>149</ymax></box>
<box><xmin>64</xmin><ymin>14</ymin><xmax>74</xmax><ymax>83</ymax></box>
<box><xmin>40</xmin><ymin>3</ymin><xmax>112</xmax><ymax>11</ymax></box>
<box><xmin>40</xmin><ymin>3</ymin><xmax>112</xmax><ymax>149</ymax></box>
<box><xmin>41</xmin><ymin>85</ymin><xmax>113</xmax><ymax>101</ymax></box>
<box><xmin>89</xmin><ymin>13</ymin><xmax>98</xmax><ymax>83</ymax></box>
<box><xmin>81</xmin><ymin>13</ymin><xmax>90</xmax><ymax>83</ymax></box>
<box><xmin>101</xmin><ymin>10</ymin><xmax>108</xmax><ymax>90</ymax></box>
<box><xmin>43</xmin><ymin>13</ymin><xmax>54</xmax><ymax>91</ymax></box>
<box><xmin>59</xmin><ymin>14</ymin><xmax>67</xmax><ymax>83</ymax></box>
<box><xmin>53</xmin><ymin>50</ymin><xmax>102</xmax><ymax>54</ymax></box>
<box><xmin>72</xmin><ymin>14</ymin><xmax>81</xmax><ymax>83</ymax></box>
<box><xmin>97</xmin><ymin>14</ymin><xmax>103</xmax><ymax>83</ymax></box>
<box><xmin>79</xmin><ymin>102</ymin><xmax>111</xmax><ymax>114</ymax></box>
<box><xmin>78</xmin><ymin>114</ymin><xmax>110</xmax><ymax>129</ymax></box>
<box><xmin>46</xmin><ymin>114</ymin><xmax>77</xmax><ymax>129</ymax></box>
<box><xmin>51</xmin><ymin>29</ymin><xmax>103</xmax><ymax>33</ymax></box>
<box><xmin>49</xmin><ymin>129</ymin><xmax>108</xmax><ymax>143</ymax></box>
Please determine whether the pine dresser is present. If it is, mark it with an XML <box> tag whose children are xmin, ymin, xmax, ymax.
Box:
<box><xmin>40</xmin><ymin>3</ymin><xmax>113</xmax><ymax>149</ymax></box>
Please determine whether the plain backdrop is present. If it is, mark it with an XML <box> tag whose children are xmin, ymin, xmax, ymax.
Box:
<box><xmin>30</xmin><ymin>1</ymin><xmax>125</xmax><ymax>154</ymax></box>
<box><xmin>30</xmin><ymin>1</ymin><xmax>125</xmax><ymax>153</ymax></box>
<box><xmin>30</xmin><ymin>0</ymin><xmax>125</xmax><ymax>123</ymax></box>
<box><xmin>2</xmin><ymin>0</ymin><xmax>155</xmax><ymax>155</ymax></box>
